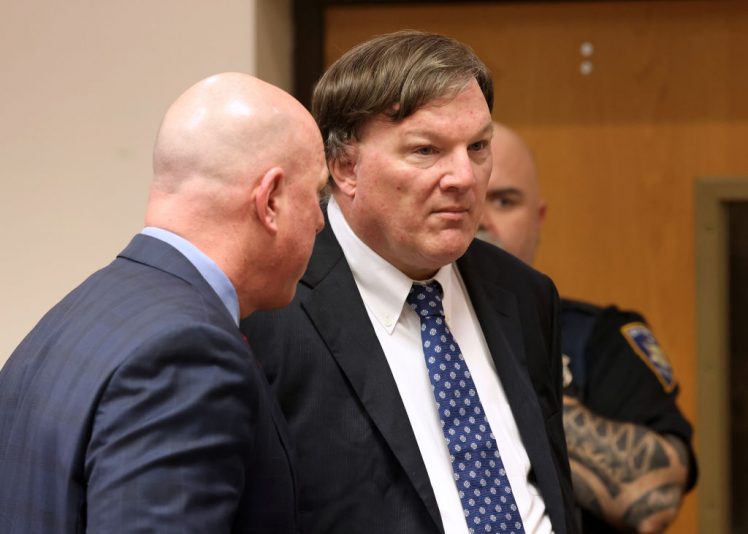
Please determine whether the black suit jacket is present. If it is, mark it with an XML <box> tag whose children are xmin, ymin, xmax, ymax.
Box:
<box><xmin>0</xmin><ymin>235</ymin><xmax>298</xmax><ymax>533</ymax></box>
<box><xmin>242</xmin><ymin>224</ymin><xmax>576</xmax><ymax>533</ymax></box>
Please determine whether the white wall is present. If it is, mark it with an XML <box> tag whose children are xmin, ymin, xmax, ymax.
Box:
<box><xmin>0</xmin><ymin>0</ymin><xmax>292</xmax><ymax>365</ymax></box>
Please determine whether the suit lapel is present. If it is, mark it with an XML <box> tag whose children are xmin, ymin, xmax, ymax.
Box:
<box><xmin>457</xmin><ymin>249</ymin><xmax>532</xmax><ymax>406</ymax></box>
<box><xmin>458</xmin><ymin>247</ymin><xmax>566</xmax><ymax>533</ymax></box>
<box><xmin>300</xmin><ymin>225</ymin><xmax>444</xmax><ymax>532</ymax></box>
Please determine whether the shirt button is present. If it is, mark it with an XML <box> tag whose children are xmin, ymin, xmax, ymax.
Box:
<box><xmin>384</xmin><ymin>316</ymin><xmax>393</xmax><ymax>328</ymax></box>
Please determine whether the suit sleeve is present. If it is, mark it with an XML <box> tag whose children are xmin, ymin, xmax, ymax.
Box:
<box><xmin>544</xmin><ymin>278</ymin><xmax>579</xmax><ymax>533</ymax></box>
<box><xmin>548</xmin><ymin>281</ymin><xmax>565</xmax><ymax>415</ymax></box>
<box><xmin>84</xmin><ymin>324</ymin><xmax>256</xmax><ymax>533</ymax></box>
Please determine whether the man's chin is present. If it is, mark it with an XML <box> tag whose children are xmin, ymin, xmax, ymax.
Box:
<box><xmin>429</xmin><ymin>234</ymin><xmax>473</xmax><ymax>265</ymax></box>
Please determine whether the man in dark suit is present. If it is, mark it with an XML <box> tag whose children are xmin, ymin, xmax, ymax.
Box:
<box><xmin>242</xmin><ymin>31</ymin><xmax>577</xmax><ymax>534</ymax></box>
<box><xmin>0</xmin><ymin>72</ymin><xmax>328</xmax><ymax>533</ymax></box>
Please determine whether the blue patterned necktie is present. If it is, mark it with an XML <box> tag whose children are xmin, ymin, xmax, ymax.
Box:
<box><xmin>407</xmin><ymin>281</ymin><xmax>524</xmax><ymax>534</ymax></box>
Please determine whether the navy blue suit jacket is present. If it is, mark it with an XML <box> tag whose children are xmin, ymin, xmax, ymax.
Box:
<box><xmin>0</xmin><ymin>235</ymin><xmax>298</xmax><ymax>533</ymax></box>
<box><xmin>241</xmin><ymin>223</ymin><xmax>577</xmax><ymax>534</ymax></box>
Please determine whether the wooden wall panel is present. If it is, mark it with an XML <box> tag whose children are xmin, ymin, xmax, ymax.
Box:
<box><xmin>326</xmin><ymin>2</ymin><xmax>748</xmax><ymax>532</ymax></box>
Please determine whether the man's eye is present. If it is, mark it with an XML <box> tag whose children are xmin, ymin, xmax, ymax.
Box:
<box><xmin>416</xmin><ymin>146</ymin><xmax>435</xmax><ymax>156</ymax></box>
<box><xmin>469</xmin><ymin>141</ymin><xmax>488</xmax><ymax>151</ymax></box>
<box><xmin>489</xmin><ymin>197</ymin><xmax>515</xmax><ymax>208</ymax></box>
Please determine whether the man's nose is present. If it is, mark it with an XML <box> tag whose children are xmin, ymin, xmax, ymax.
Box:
<box><xmin>440</xmin><ymin>151</ymin><xmax>476</xmax><ymax>192</ymax></box>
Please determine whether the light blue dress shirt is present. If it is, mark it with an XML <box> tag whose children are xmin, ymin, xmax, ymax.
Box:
<box><xmin>140</xmin><ymin>227</ymin><xmax>240</xmax><ymax>325</ymax></box>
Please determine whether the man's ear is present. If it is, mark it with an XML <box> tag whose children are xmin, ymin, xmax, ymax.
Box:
<box><xmin>255</xmin><ymin>166</ymin><xmax>284</xmax><ymax>234</ymax></box>
<box><xmin>538</xmin><ymin>199</ymin><xmax>548</xmax><ymax>225</ymax></box>
<box><xmin>328</xmin><ymin>143</ymin><xmax>358</xmax><ymax>199</ymax></box>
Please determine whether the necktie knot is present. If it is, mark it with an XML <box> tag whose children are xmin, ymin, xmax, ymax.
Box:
<box><xmin>407</xmin><ymin>281</ymin><xmax>444</xmax><ymax>318</ymax></box>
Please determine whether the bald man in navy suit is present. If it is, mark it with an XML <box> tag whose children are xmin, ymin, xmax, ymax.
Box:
<box><xmin>0</xmin><ymin>73</ymin><xmax>328</xmax><ymax>533</ymax></box>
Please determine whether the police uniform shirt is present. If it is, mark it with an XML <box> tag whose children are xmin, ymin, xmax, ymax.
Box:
<box><xmin>559</xmin><ymin>299</ymin><xmax>697</xmax><ymax>533</ymax></box>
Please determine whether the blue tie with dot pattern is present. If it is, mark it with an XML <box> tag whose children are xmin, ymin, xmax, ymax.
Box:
<box><xmin>407</xmin><ymin>281</ymin><xmax>524</xmax><ymax>534</ymax></box>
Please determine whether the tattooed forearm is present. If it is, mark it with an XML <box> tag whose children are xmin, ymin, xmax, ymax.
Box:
<box><xmin>622</xmin><ymin>483</ymin><xmax>683</xmax><ymax>531</ymax></box>
<box><xmin>562</xmin><ymin>397</ymin><xmax>688</xmax><ymax>532</ymax></box>
<box><xmin>569</xmin><ymin>467</ymin><xmax>603</xmax><ymax>518</ymax></box>
<box><xmin>564</xmin><ymin>401</ymin><xmax>668</xmax><ymax>490</ymax></box>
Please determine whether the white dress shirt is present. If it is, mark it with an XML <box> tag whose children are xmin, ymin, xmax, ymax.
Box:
<box><xmin>327</xmin><ymin>196</ymin><xmax>552</xmax><ymax>534</ymax></box>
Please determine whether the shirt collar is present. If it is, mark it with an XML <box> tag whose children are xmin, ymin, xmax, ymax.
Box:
<box><xmin>140</xmin><ymin>226</ymin><xmax>240</xmax><ymax>325</ymax></box>
<box><xmin>327</xmin><ymin>196</ymin><xmax>455</xmax><ymax>334</ymax></box>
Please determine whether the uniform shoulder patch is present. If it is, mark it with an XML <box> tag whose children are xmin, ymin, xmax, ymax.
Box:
<box><xmin>620</xmin><ymin>322</ymin><xmax>675</xmax><ymax>393</ymax></box>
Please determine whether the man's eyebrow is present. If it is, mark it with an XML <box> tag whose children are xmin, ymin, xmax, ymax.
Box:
<box><xmin>402</xmin><ymin>123</ymin><xmax>495</xmax><ymax>142</ymax></box>
<box><xmin>486</xmin><ymin>187</ymin><xmax>523</xmax><ymax>197</ymax></box>
<box><xmin>401</xmin><ymin>129</ymin><xmax>439</xmax><ymax>140</ymax></box>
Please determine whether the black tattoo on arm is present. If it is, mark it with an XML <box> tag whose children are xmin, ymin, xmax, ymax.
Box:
<box><xmin>569</xmin><ymin>468</ymin><xmax>603</xmax><ymax>518</ymax></box>
<box><xmin>562</xmin><ymin>397</ymin><xmax>689</xmax><ymax>532</ymax></box>
<box><xmin>622</xmin><ymin>483</ymin><xmax>683</xmax><ymax>527</ymax></box>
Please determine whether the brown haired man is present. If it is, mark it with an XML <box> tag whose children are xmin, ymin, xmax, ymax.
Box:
<box><xmin>243</xmin><ymin>31</ymin><xmax>577</xmax><ymax>534</ymax></box>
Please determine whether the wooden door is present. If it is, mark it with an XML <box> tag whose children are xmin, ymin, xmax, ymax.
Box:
<box><xmin>325</xmin><ymin>2</ymin><xmax>748</xmax><ymax>532</ymax></box>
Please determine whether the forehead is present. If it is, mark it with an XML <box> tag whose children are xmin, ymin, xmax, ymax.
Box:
<box><xmin>313</xmin><ymin>143</ymin><xmax>329</xmax><ymax>185</ymax></box>
<box><xmin>488</xmin><ymin>137</ymin><xmax>536</xmax><ymax>192</ymax></box>
<box><xmin>295</xmin><ymin>122</ymin><xmax>328</xmax><ymax>187</ymax></box>
<box><xmin>317</xmin><ymin>160</ymin><xmax>329</xmax><ymax>188</ymax></box>
<box><xmin>359</xmin><ymin>80</ymin><xmax>492</xmax><ymax>143</ymax></box>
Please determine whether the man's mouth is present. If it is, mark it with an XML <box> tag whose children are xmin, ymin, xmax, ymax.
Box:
<box><xmin>434</xmin><ymin>205</ymin><xmax>470</xmax><ymax>215</ymax></box>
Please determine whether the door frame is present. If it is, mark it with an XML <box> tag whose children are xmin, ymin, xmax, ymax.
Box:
<box><xmin>695</xmin><ymin>177</ymin><xmax>748</xmax><ymax>534</ymax></box>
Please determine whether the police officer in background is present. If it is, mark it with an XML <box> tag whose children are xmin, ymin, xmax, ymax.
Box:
<box><xmin>477</xmin><ymin>123</ymin><xmax>697</xmax><ymax>533</ymax></box>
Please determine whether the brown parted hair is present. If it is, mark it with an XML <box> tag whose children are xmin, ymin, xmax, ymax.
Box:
<box><xmin>312</xmin><ymin>29</ymin><xmax>493</xmax><ymax>166</ymax></box>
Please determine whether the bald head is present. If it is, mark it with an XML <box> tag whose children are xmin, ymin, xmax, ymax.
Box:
<box><xmin>152</xmin><ymin>73</ymin><xmax>316</xmax><ymax>194</ymax></box>
<box><xmin>146</xmin><ymin>73</ymin><xmax>327</xmax><ymax>317</ymax></box>
<box><xmin>477</xmin><ymin>123</ymin><xmax>546</xmax><ymax>265</ymax></box>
